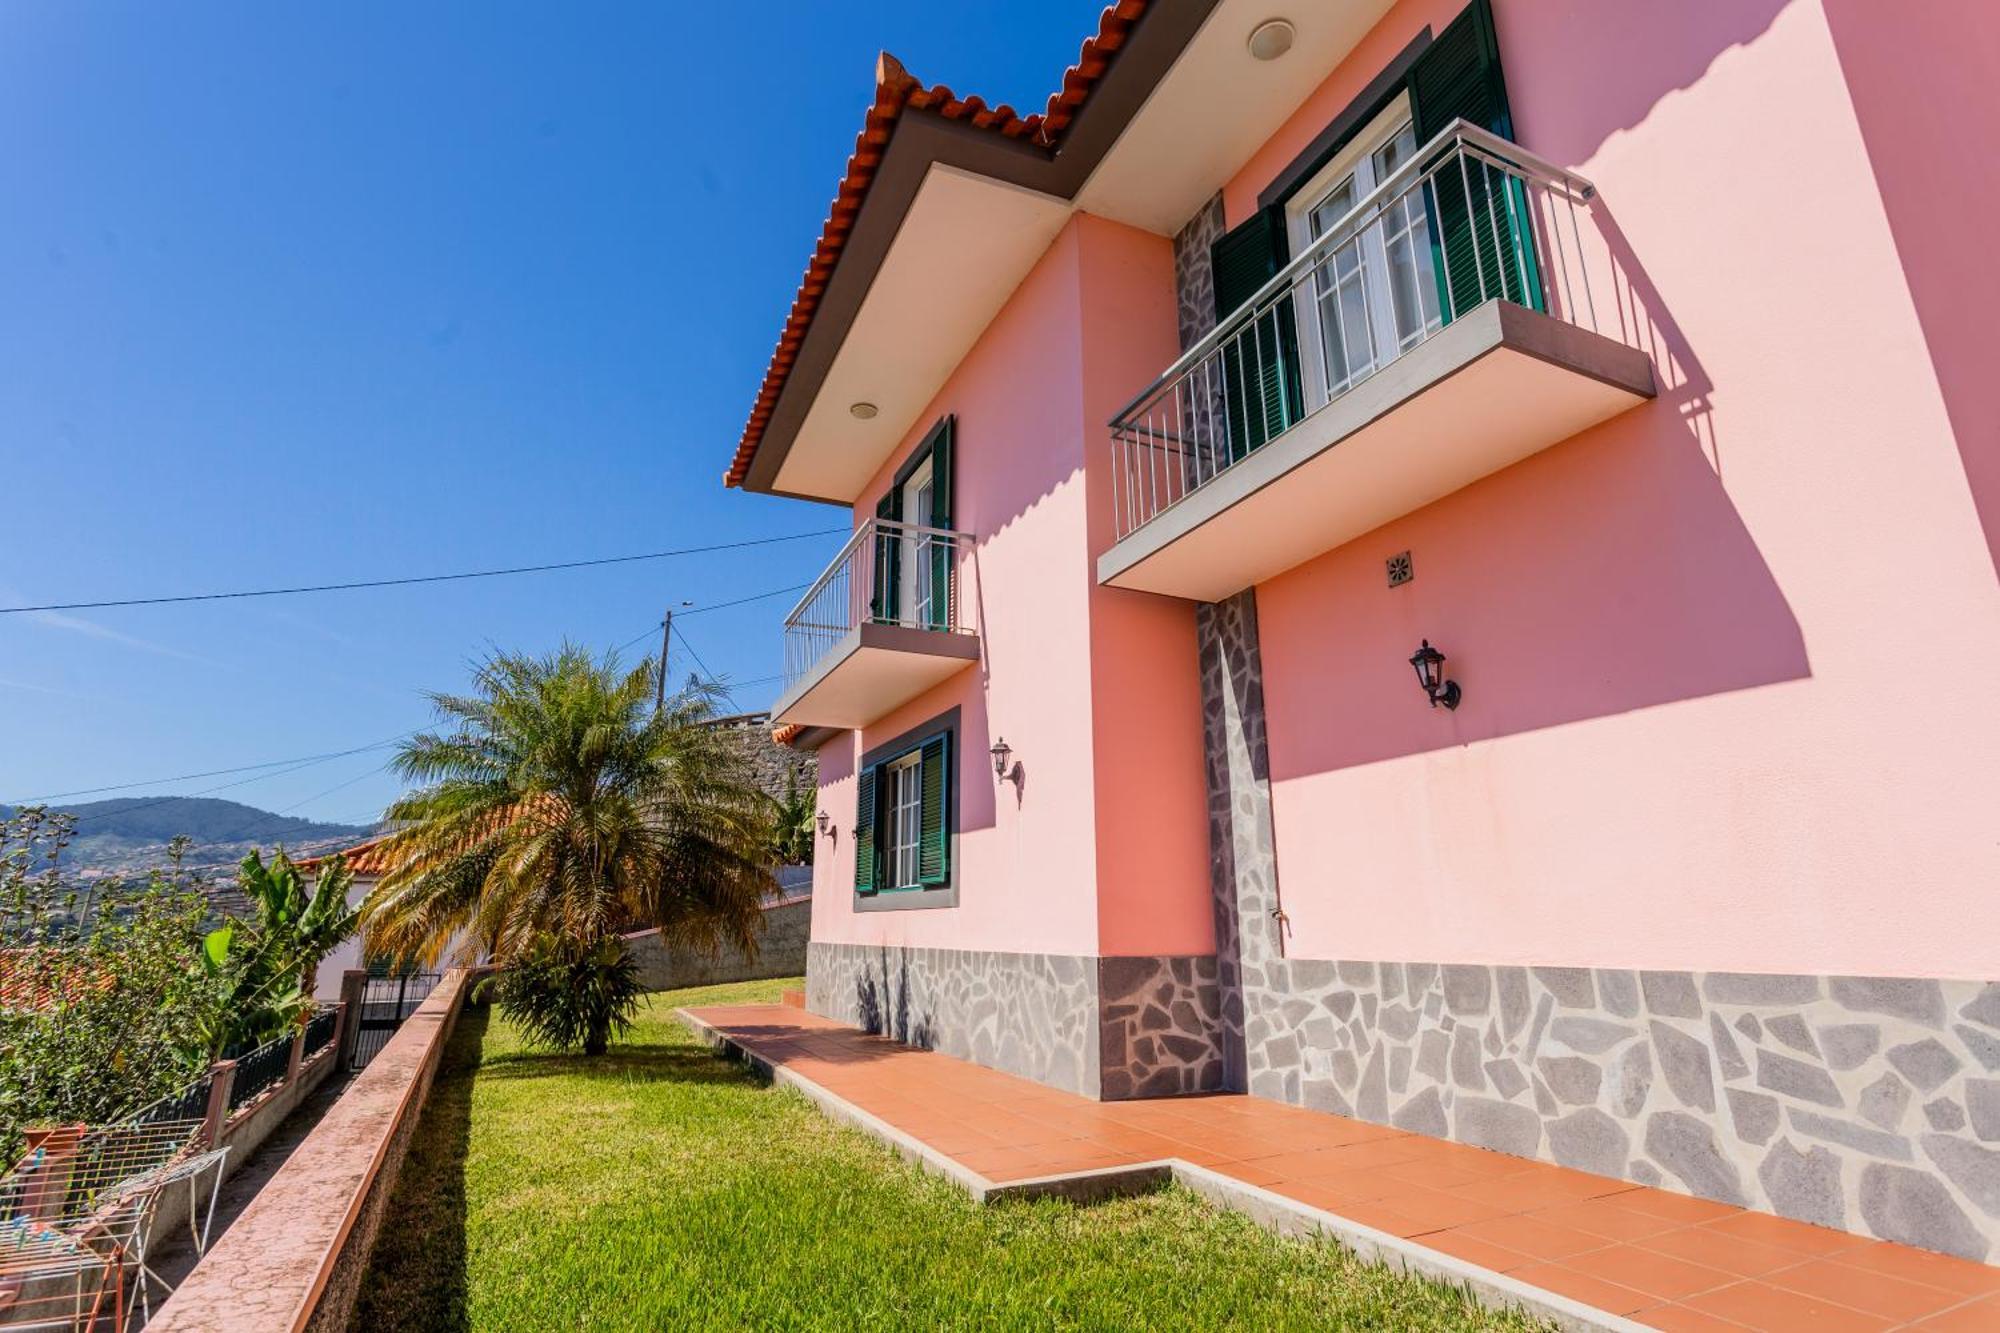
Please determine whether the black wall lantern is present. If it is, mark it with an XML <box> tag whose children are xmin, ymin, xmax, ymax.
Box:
<box><xmin>989</xmin><ymin>736</ymin><xmax>1016</xmax><ymax>783</ymax></box>
<box><xmin>816</xmin><ymin>809</ymin><xmax>835</xmax><ymax>842</ymax></box>
<box><xmin>1409</xmin><ymin>640</ymin><xmax>1462</xmax><ymax>710</ymax></box>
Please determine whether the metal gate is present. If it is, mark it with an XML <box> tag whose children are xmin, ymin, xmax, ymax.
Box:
<box><xmin>350</xmin><ymin>971</ymin><xmax>442</xmax><ymax>1071</ymax></box>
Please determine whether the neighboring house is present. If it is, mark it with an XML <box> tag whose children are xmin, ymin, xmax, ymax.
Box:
<box><xmin>295</xmin><ymin>837</ymin><xmax>407</xmax><ymax>1001</ymax></box>
<box><xmin>726</xmin><ymin>1</ymin><xmax>2000</xmax><ymax>1261</ymax></box>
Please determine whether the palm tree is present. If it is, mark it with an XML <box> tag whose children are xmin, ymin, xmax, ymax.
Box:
<box><xmin>361</xmin><ymin>645</ymin><xmax>774</xmax><ymax>1051</ymax></box>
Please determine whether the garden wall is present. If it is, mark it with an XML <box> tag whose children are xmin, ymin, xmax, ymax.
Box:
<box><xmin>149</xmin><ymin>968</ymin><xmax>472</xmax><ymax>1333</ymax></box>
<box><xmin>625</xmin><ymin>891</ymin><xmax>810</xmax><ymax>992</ymax></box>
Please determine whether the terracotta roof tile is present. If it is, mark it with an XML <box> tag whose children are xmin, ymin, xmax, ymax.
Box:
<box><xmin>724</xmin><ymin>1</ymin><xmax>1150</xmax><ymax>488</ymax></box>
<box><xmin>296</xmin><ymin>834</ymin><xmax>394</xmax><ymax>878</ymax></box>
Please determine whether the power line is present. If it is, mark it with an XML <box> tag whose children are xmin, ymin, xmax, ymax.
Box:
<box><xmin>670</xmin><ymin>621</ymin><xmax>716</xmax><ymax>680</ymax></box>
<box><xmin>64</xmin><ymin>730</ymin><xmax>419</xmax><ymax>823</ymax></box>
<box><xmin>678</xmin><ymin>582</ymin><xmax>810</xmax><ymax>616</ymax></box>
<box><xmin>0</xmin><ymin>529</ymin><xmax>845</xmax><ymax>615</ymax></box>
<box><xmin>13</xmin><ymin>737</ymin><xmax>412</xmax><ymax>803</ymax></box>
<box><xmin>208</xmin><ymin>760</ymin><xmax>391</xmax><ymax>844</ymax></box>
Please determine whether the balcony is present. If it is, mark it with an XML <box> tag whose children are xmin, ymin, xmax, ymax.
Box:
<box><xmin>1098</xmin><ymin>121</ymin><xmax>1656</xmax><ymax>602</ymax></box>
<box><xmin>773</xmin><ymin>518</ymin><xmax>978</xmax><ymax>732</ymax></box>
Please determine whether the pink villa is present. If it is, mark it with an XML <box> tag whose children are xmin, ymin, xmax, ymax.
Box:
<box><xmin>724</xmin><ymin>0</ymin><xmax>2000</xmax><ymax>1262</ymax></box>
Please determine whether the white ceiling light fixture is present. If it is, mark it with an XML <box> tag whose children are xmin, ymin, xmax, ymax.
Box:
<box><xmin>1246</xmin><ymin>18</ymin><xmax>1295</xmax><ymax>62</ymax></box>
<box><xmin>848</xmin><ymin>401</ymin><xmax>879</xmax><ymax>420</ymax></box>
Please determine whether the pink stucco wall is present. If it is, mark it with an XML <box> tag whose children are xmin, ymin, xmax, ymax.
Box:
<box><xmin>1232</xmin><ymin>0</ymin><xmax>2000</xmax><ymax>977</ymax></box>
<box><xmin>809</xmin><ymin>214</ymin><xmax>1212</xmax><ymax>961</ymax></box>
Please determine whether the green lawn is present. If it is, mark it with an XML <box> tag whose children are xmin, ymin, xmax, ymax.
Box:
<box><xmin>351</xmin><ymin>978</ymin><xmax>1549</xmax><ymax>1331</ymax></box>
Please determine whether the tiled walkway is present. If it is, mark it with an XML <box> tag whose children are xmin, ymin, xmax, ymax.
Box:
<box><xmin>685</xmin><ymin>1004</ymin><xmax>2000</xmax><ymax>1332</ymax></box>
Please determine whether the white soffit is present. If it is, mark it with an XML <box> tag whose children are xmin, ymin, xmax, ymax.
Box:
<box><xmin>774</xmin><ymin>164</ymin><xmax>1070</xmax><ymax>503</ymax></box>
<box><xmin>1075</xmin><ymin>0</ymin><xmax>1397</xmax><ymax>235</ymax></box>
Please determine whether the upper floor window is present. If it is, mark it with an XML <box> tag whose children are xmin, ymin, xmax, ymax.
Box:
<box><xmin>1286</xmin><ymin>95</ymin><xmax>1443</xmax><ymax>408</ymax></box>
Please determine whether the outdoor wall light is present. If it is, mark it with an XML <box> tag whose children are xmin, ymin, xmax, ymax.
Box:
<box><xmin>1247</xmin><ymin>18</ymin><xmax>1295</xmax><ymax>61</ymax></box>
<box><xmin>816</xmin><ymin>810</ymin><xmax>835</xmax><ymax>841</ymax></box>
<box><xmin>989</xmin><ymin>737</ymin><xmax>1016</xmax><ymax>782</ymax></box>
<box><xmin>1409</xmin><ymin>640</ymin><xmax>1462</xmax><ymax>711</ymax></box>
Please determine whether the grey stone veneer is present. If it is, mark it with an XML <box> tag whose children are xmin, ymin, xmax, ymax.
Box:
<box><xmin>1169</xmin><ymin>195</ymin><xmax>2000</xmax><ymax>1260</ymax></box>
<box><xmin>807</xmin><ymin>942</ymin><xmax>1223</xmax><ymax>1101</ymax></box>
<box><xmin>1242</xmin><ymin>961</ymin><xmax>2000</xmax><ymax>1262</ymax></box>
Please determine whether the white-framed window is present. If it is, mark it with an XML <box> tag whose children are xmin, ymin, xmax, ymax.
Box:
<box><xmin>898</xmin><ymin>456</ymin><xmax>934</xmax><ymax>629</ymax></box>
<box><xmin>886</xmin><ymin>750</ymin><xmax>924</xmax><ymax>889</ymax></box>
<box><xmin>1286</xmin><ymin>93</ymin><xmax>1442</xmax><ymax>407</ymax></box>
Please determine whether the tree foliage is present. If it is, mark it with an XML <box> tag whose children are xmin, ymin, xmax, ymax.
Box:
<box><xmin>198</xmin><ymin>848</ymin><xmax>361</xmax><ymax>1056</ymax></box>
<box><xmin>361</xmin><ymin>646</ymin><xmax>776</xmax><ymax>1053</ymax></box>
<box><xmin>770</xmin><ymin>772</ymin><xmax>815</xmax><ymax>867</ymax></box>
<box><xmin>0</xmin><ymin>810</ymin><xmax>216</xmax><ymax>1152</ymax></box>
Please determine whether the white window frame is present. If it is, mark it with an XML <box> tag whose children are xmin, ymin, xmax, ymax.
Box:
<box><xmin>1284</xmin><ymin>92</ymin><xmax>1441</xmax><ymax>411</ymax></box>
<box><xmin>885</xmin><ymin>750</ymin><xmax>924</xmax><ymax>889</ymax></box>
<box><xmin>897</xmin><ymin>456</ymin><xmax>934</xmax><ymax>629</ymax></box>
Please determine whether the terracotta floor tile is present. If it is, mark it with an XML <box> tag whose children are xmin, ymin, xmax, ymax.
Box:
<box><xmin>1333</xmin><ymin>1199</ymin><xmax>1435</xmax><ymax>1238</ymax></box>
<box><xmin>1611</xmin><ymin>1188</ymin><xmax>1744</xmax><ymax>1226</ymax></box>
<box><xmin>1639</xmin><ymin>1225</ymin><xmax>1814</xmax><ymax>1280</ymax></box>
<box><xmin>1218</xmin><ymin>1159</ymin><xmax>1295</xmax><ymax>1188</ymax></box>
<box><xmin>1697</xmin><ymin>1209</ymin><xmax>1877</xmax><ymax>1258</ymax></box>
<box><xmin>1832</xmin><ymin>1240</ymin><xmax>2000</xmax><ymax>1298</ymax></box>
<box><xmin>1632</xmin><ymin>1302</ymin><xmax>1756</xmax><ymax>1331</ymax></box>
<box><xmin>1373</xmin><ymin>1185</ymin><xmax>1518</xmax><ymax>1234</ymax></box>
<box><xmin>1449</xmin><ymin>1171</ymin><xmax>1627</xmax><ymax>1214</ymax></box>
<box><xmin>1377</xmin><ymin>1155</ymin><xmax>1512</xmax><ymax>1191</ymax></box>
<box><xmin>1271</xmin><ymin>1180</ymin><xmax>1373</xmax><ymax>1215</ymax></box>
<box><xmin>1527</xmin><ymin>1198</ymin><xmax>1691</xmax><ymax>1244</ymax></box>
<box><xmin>1909</xmin><ymin>1294</ymin><xmax>2000</xmax><ymax>1331</ymax></box>
<box><xmin>1454</xmin><ymin>1213</ymin><xmax>1616</xmax><ymax>1263</ymax></box>
<box><xmin>1576</xmin><ymin>1242</ymin><xmax>1737</xmax><ymax>1302</ymax></box>
<box><xmin>1290</xmin><ymin>1136</ymin><xmax>1433</xmax><ymax>1171</ymax></box>
<box><xmin>1417</xmin><ymin>1228</ymin><xmax>1535</xmax><ymax>1274</ymax></box>
<box><xmin>1682</xmin><ymin>1280</ymin><xmax>1895</xmax><ymax>1332</ymax></box>
<box><xmin>1763</xmin><ymin>1256</ymin><xmax>1967</xmax><ymax>1323</ymax></box>
<box><xmin>693</xmin><ymin>1005</ymin><xmax>2000</xmax><ymax>1331</ymax></box>
<box><xmin>1293</xmin><ymin>1162</ymin><xmax>1424</xmax><ymax>1202</ymax></box>
<box><xmin>1507</xmin><ymin>1263</ymin><xmax>1658</xmax><ymax>1316</ymax></box>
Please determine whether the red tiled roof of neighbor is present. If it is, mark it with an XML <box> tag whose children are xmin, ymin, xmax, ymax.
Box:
<box><xmin>723</xmin><ymin>1</ymin><xmax>1150</xmax><ymax>489</ymax></box>
<box><xmin>296</xmin><ymin>834</ymin><xmax>395</xmax><ymax>878</ymax></box>
<box><xmin>771</xmin><ymin>722</ymin><xmax>804</xmax><ymax>747</ymax></box>
<box><xmin>0</xmin><ymin>949</ymin><xmax>110</xmax><ymax>1013</ymax></box>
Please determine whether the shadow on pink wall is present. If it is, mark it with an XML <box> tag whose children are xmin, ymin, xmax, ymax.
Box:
<box><xmin>1821</xmin><ymin>0</ymin><xmax>2000</xmax><ymax>584</ymax></box>
<box><xmin>1506</xmin><ymin>0</ymin><xmax>1788</xmax><ymax>166</ymax></box>
<box><xmin>1263</xmin><ymin>193</ymin><xmax>1808</xmax><ymax>778</ymax></box>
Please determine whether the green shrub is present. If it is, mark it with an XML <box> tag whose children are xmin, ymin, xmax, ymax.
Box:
<box><xmin>479</xmin><ymin>934</ymin><xmax>642</xmax><ymax>1056</ymax></box>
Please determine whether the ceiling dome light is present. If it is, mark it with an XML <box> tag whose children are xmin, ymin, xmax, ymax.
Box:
<box><xmin>1247</xmin><ymin>18</ymin><xmax>1295</xmax><ymax>61</ymax></box>
<box><xmin>849</xmin><ymin>401</ymin><xmax>879</xmax><ymax>420</ymax></box>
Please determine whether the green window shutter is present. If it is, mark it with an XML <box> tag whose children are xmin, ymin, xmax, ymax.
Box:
<box><xmin>1408</xmin><ymin>0</ymin><xmax>1543</xmax><ymax>320</ymax></box>
<box><xmin>853</xmin><ymin>765</ymin><xmax>879</xmax><ymax>892</ymax></box>
<box><xmin>926</xmin><ymin>419</ymin><xmax>954</xmax><ymax>631</ymax></box>
<box><xmin>1209</xmin><ymin>208</ymin><xmax>1303</xmax><ymax>460</ymax></box>
<box><xmin>871</xmin><ymin>490</ymin><xmax>900</xmax><ymax>625</ymax></box>
<box><xmin>917</xmin><ymin>733</ymin><xmax>950</xmax><ymax>886</ymax></box>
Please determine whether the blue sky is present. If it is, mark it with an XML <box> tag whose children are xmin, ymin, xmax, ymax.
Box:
<box><xmin>0</xmin><ymin>1</ymin><xmax>1103</xmax><ymax>827</ymax></box>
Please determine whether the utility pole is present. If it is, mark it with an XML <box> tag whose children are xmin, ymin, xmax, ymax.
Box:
<box><xmin>654</xmin><ymin>599</ymin><xmax>692</xmax><ymax>714</ymax></box>
<box><xmin>654</xmin><ymin>607</ymin><xmax>673</xmax><ymax>714</ymax></box>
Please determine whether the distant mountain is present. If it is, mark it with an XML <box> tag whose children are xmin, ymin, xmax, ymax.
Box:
<box><xmin>0</xmin><ymin>797</ymin><xmax>376</xmax><ymax>876</ymax></box>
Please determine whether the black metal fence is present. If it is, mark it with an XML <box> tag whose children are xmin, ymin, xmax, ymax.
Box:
<box><xmin>351</xmin><ymin>971</ymin><xmax>442</xmax><ymax>1071</ymax></box>
<box><xmin>226</xmin><ymin>1032</ymin><xmax>294</xmax><ymax>1113</ymax></box>
<box><xmin>126</xmin><ymin>1067</ymin><xmax>215</xmax><ymax>1130</ymax></box>
<box><xmin>303</xmin><ymin>1004</ymin><xmax>339</xmax><ymax>1058</ymax></box>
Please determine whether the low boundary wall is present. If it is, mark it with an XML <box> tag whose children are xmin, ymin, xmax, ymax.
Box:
<box><xmin>625</xmin><ymin>893</ymin><xmax>810</xmax><ymax>992</ymax></box>
<box><xmin>149</xmin><ymin>968</ymin><xmax>473</xmax><ymax>1333</ymax></box>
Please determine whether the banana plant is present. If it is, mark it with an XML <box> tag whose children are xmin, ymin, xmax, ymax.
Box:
<box><xmin>198</xmin><ymin>849</ymin><xmax>361</xmax><ymax>1057</ymax></box>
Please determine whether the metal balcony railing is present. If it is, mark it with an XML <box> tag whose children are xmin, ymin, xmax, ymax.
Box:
<box><xmin>783</xmin><ymin>518</ymin><xmax>968</xmax><ymax>692</ymax></box>
<box><xmin>1109</xmin><ymin>118</ymin><xmax>1623</xmax><ymax>540</ymax></box>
